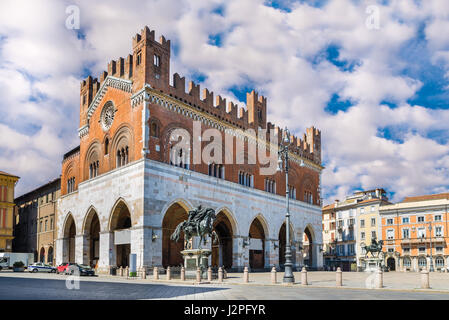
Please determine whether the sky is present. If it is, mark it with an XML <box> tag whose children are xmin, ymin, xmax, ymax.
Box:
<box><xmin>1</xmin><ymin>0</ymin><xmax>449</xmax><ymax>204</ymax></box>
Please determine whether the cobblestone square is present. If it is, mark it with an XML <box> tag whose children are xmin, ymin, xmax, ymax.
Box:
<box><xmin>1</xmin><ymin>270</ymin><xmax>449</xmax><ymax>300</ymax></box>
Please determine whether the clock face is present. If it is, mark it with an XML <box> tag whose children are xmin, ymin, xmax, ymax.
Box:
<box><xmin>101</xmin><ymin>103</ymin><xmax>115</xmax><ymax>131</ymax></box>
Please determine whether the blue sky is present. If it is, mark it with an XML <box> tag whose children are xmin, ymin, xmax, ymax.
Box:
<box><xmin>1</xmin><ymin>0</ymin><xmax>449</xmax><ymax>204</ymax></box>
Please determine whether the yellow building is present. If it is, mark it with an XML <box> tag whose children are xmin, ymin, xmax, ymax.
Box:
<box><xmin>0</xmin><ymin>171</ymin><xmax>20</xmax><ymax>252</ymax></box>
<box><xmin>355</xmin><ymin>190</ymin><xmax>390</xmax><ymax>270</ymax></box>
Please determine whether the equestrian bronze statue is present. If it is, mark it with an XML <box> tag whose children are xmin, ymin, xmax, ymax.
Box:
<box><xmin>170</xmin><ymin>205</ymin><xmax>219</xmax><ymax>249</ymax></box>
<box><xmin>361</xmin><ymin>237</ymin><xmax>384</xmax><ymax>258</ymax></box>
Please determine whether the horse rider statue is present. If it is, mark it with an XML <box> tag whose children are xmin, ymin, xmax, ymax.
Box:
<box><xmin>361</xmin><ymin>237</ymin><xmax>384</xmax><ymax>258</ymax></box>
<box><xmin>170</xmin><ymin>205</ymin><xmax>219</xmax><ymax>250</ymax></box>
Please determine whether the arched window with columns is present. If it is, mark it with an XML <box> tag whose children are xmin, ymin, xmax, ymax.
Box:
<box><xmin>85</xmin><ymin>142</ymin><xmax>101</xmax><ymax>180</ymax></box>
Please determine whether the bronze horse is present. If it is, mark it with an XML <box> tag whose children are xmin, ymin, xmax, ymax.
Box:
<box><xmin>170</xmin><ymin>206</ymin><xmax>219</xmax><ymax>249</ymax></box>
<box><xmin>361</xmin><ymin>239</ymin><xmax>384</xmax><ymax>258</ymax></box>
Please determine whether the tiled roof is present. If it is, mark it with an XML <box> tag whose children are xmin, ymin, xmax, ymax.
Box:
<box><xmin>322</xmin><ymin>203</ymin><xmax>335</xmax><ymax>210</ymax></box>
<box><xmin>402</xmin><ymin>193</ymin><xmax>449</xmax><ymax>203</ymax></box>
<box><xmin>0</xmin><ymin>171</ymin><xmax>19</xmax><ymax>179</ymax></box>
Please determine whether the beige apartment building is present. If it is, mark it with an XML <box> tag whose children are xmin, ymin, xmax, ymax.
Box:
<box><xmin>323</xmin><ymin>188</ymin><xmax>390</xmax><ymax>271</ymax></box>
<box><xmin>14</xmin><ymin>178</ymin><xmax>60</xmax><ymax>264</ymax></box>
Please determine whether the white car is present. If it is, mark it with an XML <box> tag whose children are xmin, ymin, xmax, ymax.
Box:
<box><xmin>28</xmin><ymin>262</ymin><xmax>57</xmax><ymax>273</ymax></box>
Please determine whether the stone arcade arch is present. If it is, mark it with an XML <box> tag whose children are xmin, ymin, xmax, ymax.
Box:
<box><xmin>109</xmin><ymin>200</ymin><xmax>132</xmax><ymax>268</ymax></box>
<box><xmin>39</xmin><ymin>247</ymin><xmax>45</xmax><ymax>263</ymax></box>
<box><xmin>248</xmin><ymin>216</ymin><xmax>268</xmax><ymax>270</ymax></box>
<box><xmin>278</xmin><ymin>222</ymin><xmax>295</xmax><ymax>267</ymax></box>
<box><xmin>63</xmin><ymin>214</ymin><xmax>76</xmax><ymax>263</ymax></box>
<box><xmin>211</xmin><ymin>210</ymin><xmax>235</xmax><ymax>268</ymax></box>
<box><xmin>83</xmin><ymin>207</ymin><xmax>101</xmax><ymax>268</ymax></box>
<box><xmin>303</xmin><ymin>225</ymin><xmax>315</xmax><ymax>268</ymax></box>
<box><xmin>48</xmin><ymin>246</ymin><xmax>54</xmax><ymax>265</ymax></box>
<box><xmin>162</xmin><ymin>202</ymin><xmax>189</xmax><ymax>268</ymax></box>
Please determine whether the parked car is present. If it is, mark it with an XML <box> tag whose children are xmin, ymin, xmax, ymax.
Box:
<box><xmin>65</xmin><ymin>263</ymin><xmax>95</xmax><ymax>276</ymax></box>
<box><xmin>57</xmin><ymin>262</ymin><xmax>76</xmax><ymax>274</ymax></box>
<box><xmin>28</xmin><ymin>262</ymin><xmax>57</xmax><ymax>273</ymax></box>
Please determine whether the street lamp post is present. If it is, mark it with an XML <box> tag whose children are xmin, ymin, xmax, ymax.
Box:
<box><xmin>277</xmin><ymin>127</ymin><xmax>297</xmax><ymax>283</ymax></box>
<box><xmin>428</xmin><ymin>222</ymin><xmax>434</xmax><ymax>272</ymax></box>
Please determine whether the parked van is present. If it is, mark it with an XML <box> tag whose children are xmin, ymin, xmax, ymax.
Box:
<box><xmin>0</xmin><ymin>253</ymin><xmax>34</xmax><ymax>270</ymax></box>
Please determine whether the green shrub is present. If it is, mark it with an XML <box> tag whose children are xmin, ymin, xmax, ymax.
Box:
<box><xmin>13</xmin><ymin>261</ymin><xmax>24</xmax><ymax>268</ymax></box>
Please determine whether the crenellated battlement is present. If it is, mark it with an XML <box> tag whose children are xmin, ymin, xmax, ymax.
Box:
<box><xmin>79</xmin><ymin>26</ymin><xmax>321</xmax><ymax>165</ymax></box>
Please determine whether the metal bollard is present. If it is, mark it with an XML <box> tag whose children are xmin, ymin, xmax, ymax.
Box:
<box><xmin>336</xmin><ymin>267</ymin><xmax>342</xmax><ymax>286</ymax></box>
<box><xmin>207</xmin><ymin>267</ymin><xmax>212</xmax><ymax>282</ymax></box>
<box><xmin>271</xmin><ymin>267</ymin><xmax>277</xmax><ymax>284</ymax></box>
<box><xmin>421</xmin><ymin>268</ymin><xmax>430</xmax><ymax>289</ymax></box>
<box><xmin>196</xmin><ymin>267</ymin><xmax>202</xmax><ymax>283</ymax></box>
<box><xmin>153</xmin><ymin>266</ymin><xmax>159</xmax><ymax>280</ymax></box>
<box><xmin>125</xmin><ymin>266</ymin><xmax>129</xmax><ymax>277</ymax></box>
<box><xmin>119</xmin><ymin>266</ymin><xmax>123</xmax><ymax>277</ymax></box>
<box><xmin>376</xmin><ymin>269</ymin><xmax>383</xmax><ymax>288</ymax></box>
<box><xmin>301</xmin><ymin>267</ymin><xmax>308</xmax><ymax>286</ymax></box>
<box><xmin>218</xmin><ymin>267</ymin><xmax>223</xmax><ymax>283</ymax></box>
<box><xmin>166</xmin><ymin>266</ymin><xmax>171</xmax><ymax>280</ymax></box>
<box><xmin>181</xmin><ymin>266</ymin><xmax>185</xmax><ymax>281</ymax></box>
<box><xmin>243</xmin><ymin>266</ymin><xmax>249</xmax><ymax>283</ymax></box>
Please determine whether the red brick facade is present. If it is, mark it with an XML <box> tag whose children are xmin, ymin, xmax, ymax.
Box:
<box><xmin>61</xmin><ymin>26</ymin><xmax>322</xmax><ymax>205</ymax></box>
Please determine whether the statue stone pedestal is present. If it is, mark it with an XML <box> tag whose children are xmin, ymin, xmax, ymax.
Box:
<box><xmin>181</xmin><ymin>249</ymin><xmax>211</xmax><ymax>279</ymax></box>
<box><xmin>363</xmin><ymin>257</ymin><xmax>383</xmax><ymax>272</ymax></box>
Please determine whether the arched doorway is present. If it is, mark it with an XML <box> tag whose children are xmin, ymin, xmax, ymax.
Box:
<box><xmin>162</xmin><ymin>203</ymin><xmax>188</xmax><ymax>268</ymax></box>
<box><xmin>278</xmin><ymin>223</ymin><xmax>295</xmax><ymax>267</ymax></box>
<box><xmin>303</xmin><ymin>226</ymin><xmax>314</xmax><ymax>268</ymax></box>
<box><xmin>387</xmin><ymin>257</ymin><xmax>396</xmax><ymax>271</ymax></box>
<box><xmin>84</xmin><ymin>208</ymin><xmax>100</xmax><ymax>268</ymax></box>
<box><xmin>110</xmin><ymin>201</ymin><xmax>132</xmax><ymax>268</ymax></box>
<box><xmin>211</xmin><ymin>211</ymin><xmax>233</xmax><ymax>268</ymax></box>
<box><xmin>249</xmin><ymin>216</ymin><xmax>267</xmax><ymax>270</ymax></box>
<box><xmin>39</xmin><ymin>247</ymin><xmax>45</xmax><ymax>263</ymax></box>
<box><xmin>48</xmin><ymin>247</ymin><xmax>54</xmax><ymax>265</ymax></box>
<box><xmin>64</xmin><ymin>214</ymin><xmax>76</xmax><ymax>263</ymax></box>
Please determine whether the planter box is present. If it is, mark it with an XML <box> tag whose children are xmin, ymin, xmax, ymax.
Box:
<box><xmin>13</xmin><ymin>267</ymin><xmax>24</xmax><ymax>272</ymax></box>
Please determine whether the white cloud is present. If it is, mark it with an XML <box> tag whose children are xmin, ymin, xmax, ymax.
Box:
<box><xmin>1</xmin><ymin>0</ymin><xmax>449</xmax><ymax>204</ymax></box>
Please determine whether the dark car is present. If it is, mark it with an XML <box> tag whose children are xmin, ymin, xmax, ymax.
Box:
<box><xmin>66</xmin><ymin>263</ymin><xmax>95</xmax><ymax>276</ymax></box>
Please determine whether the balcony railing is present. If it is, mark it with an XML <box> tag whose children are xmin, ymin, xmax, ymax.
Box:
<box><xmin>400</xmin><ymin>237</ymin><xmax>445</xmax><ymax>245</ymax></box>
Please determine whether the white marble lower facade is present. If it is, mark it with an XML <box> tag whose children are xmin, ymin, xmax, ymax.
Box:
<box><xmin>56</xmin><ymin>158</ymin><xmax>323</xmax><ymax>273</ymax></box>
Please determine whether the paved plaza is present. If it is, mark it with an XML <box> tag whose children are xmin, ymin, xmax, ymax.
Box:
<box><xmin>1</xmin><ymin>270</ymin><xmax>449</xmax><ymax>300</ymax></box>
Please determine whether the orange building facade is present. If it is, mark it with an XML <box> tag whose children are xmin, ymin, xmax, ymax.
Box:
<box><xmin>380</xmin><ymin>193</ymin><xmax>449</xmax><ymax>272</ymax></box>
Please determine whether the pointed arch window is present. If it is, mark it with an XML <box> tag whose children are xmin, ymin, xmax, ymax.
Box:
<box><xmin>116</xmin><ymin>146</ymin><xmax>129</xmax><ymax>168</ymax></box>
<box><xmin>104</xmin><ymin>138</ymin><xmax>109</xmax><ymax>155</ymax></box>
<box><xmin>208</xmin><ymin>163</ymin><xmax>224</xmax><ymax>179</ymax></box>
<box><xmin>67</xmin><ymin>177</ymin><xmax>76</xmax><ymax>193</ymax></box>
<box><xmin>264</xmin><ymin>178</ymin><xmax>276</xmax><ymax>193</ymax></box>
<box><xmin>89</xmin><ymin>160</ymin><xmax>99</xmax><ymax>179</ymax></box>
<box><xmin>238</xmin><ymin>171</ymin><xmax>253</xmax><ymax>187</ymax></box>
<box><xmin>169</xmin><ymin>146</ymin><xmax>189</xmax><ymax>170</ymax></box>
